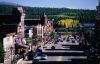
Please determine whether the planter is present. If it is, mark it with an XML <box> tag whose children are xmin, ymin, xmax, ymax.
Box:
<box><xmin>0</xmin><ymin>59</ymin><xmax>4</xmax><ymax>63</ymax></box>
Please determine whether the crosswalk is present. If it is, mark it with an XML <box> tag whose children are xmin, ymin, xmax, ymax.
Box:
<box><xmin>32</xmin><ymin>38</ymin><xmax>87</xmax><ymax>64</ymax></box>
<box><xmin>17</xmin><ymin>35</ymin><xmax>88</xmax><ymax>64</ymax></box>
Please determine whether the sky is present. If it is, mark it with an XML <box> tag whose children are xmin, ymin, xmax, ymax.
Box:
<box><xmin>0</xmin><ymin>0</ymin><xmax>99</xmax><ymax>10</ymax></box>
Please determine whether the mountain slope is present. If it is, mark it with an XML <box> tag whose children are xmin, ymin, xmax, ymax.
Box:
<box><xmin>0</xmin><ymin>2</ymin><xmax>96</xmax><ymax>23</ymax></box>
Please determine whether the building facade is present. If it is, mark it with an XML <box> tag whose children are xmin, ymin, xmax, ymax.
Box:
<box><xmin>25</xmin><ymin>13</ymin><xmax>54</xmax><ymax>45</ymax></box>
<box><xmin>95</xmin><ymin>0</ymin><xmax>100</xmax><ymax>42</ymax></box>
<box><xmin>0</xmin><ymin>7</ymin><xmax>25</xmax><ymax>64</ymax></box>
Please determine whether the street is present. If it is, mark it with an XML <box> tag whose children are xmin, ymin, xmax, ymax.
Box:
<box><xmin>17</xmin><ymin>35</ymin><xmax>88</xmax><ymax>64</ymax></box>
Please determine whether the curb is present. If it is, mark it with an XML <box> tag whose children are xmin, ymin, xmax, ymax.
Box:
<box><xmin>17</xmin><ymin>58</ymin><xmax>23</xmax><ymax>64</ymax></box>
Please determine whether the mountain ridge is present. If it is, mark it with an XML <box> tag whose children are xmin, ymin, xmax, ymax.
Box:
<box><xmin>0</xmin><ymin>1</ymin><xmax>21</xmax><ymax>6</ymax></box>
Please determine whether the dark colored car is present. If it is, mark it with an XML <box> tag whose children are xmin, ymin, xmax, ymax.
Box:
<box><xmin>51</xmin><ymin>46</ymin><xmax>55</xmax><ymax>50</ymax></box>
<box><xmin>35</xmin><ymin>48</ymin><xmax>43</xmax><ymax>56</ymax></box>
<box><xmin>41</xmin><ymin>54</ymin><xmax>47</xmax><ymax>60</ymax></box>
<box><xmin>63</xmin><ymin>38</ymin><xmax>66</xmax><ymax>40</ymax></box>
<box><xmin>66</xmin><ymin>38</ymin><xmax>69</xmax><ymax>42</ymax></box>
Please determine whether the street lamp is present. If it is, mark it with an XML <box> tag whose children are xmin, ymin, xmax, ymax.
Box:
<box><xmin>10</xmin><ymin>47</ymin><xmax>13</xmax><ymax>64</ymax></box>
<box><xmin>79</xmin><ymin>23</ymin><xmax>84</xmax><ymax>37</ymax></box>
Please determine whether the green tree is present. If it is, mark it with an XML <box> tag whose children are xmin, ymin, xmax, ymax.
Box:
<box><xmin>0</xmin><ymin>42</ymin><xmax>4</xmax><ymax>63</ymax></box>
<box><xmin>33</xmin><ymin>35</ymin><xmax>41</xmax><ymax>46</ymax></box>
<box><xmin>50</xmin><ymin>31</ymin><xmax>56</xmax><ymax>39</ymax></box>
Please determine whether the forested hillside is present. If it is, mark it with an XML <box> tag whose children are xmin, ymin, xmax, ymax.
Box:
<box><xmin>0</xmin><ymin>3</ymin><xmax>96</xmax><ymax>24</ymax></box>
<box><xmin>24</xmin><ymin>7</ymin><xmax>96</xmax><ymax>24</ymax></box>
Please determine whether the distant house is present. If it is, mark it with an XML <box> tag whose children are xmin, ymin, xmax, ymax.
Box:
<box><xmin>25</xmin><ymin>18</ymin><xmax>44</xmax><ymax>37</ymax></box>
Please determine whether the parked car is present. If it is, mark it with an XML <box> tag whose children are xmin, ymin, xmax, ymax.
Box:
<box><xmin>54</xmin><ymin>41</ymin><xmax>58</xmax><ymax>44</ymax></box>
<box><xmin>72</xmin><ymin>40</ymin><xmax>75</xmax><ymax>43</ymax></box>
<box><xmin>71</xmin><ymin>38</ymin><xmax>75</xmax><ymax>43</ymax></box>
<box><xmin>60</xmin><ymin>39</ymin><xmax>63</xmax><ymax>42</ymax></box>
<box><xmin>41</xmin><ymin>54</ymin><xmax>47</xmax><ymax>60</ymax></box>
<box><xmin>51</xmin><ymin>46</ymin><xmax>55</xmax><ymax>50</ymax></box>
<box><xmin>35</xmin><ymin>46</ymin><xmax>43</xmax><ymax>56</ymax></box>
<box><xmin>66</xmin><ymin>38</ymin><xmax>69</xmax><ymax>42</ymax></box>
<box><xmin>63</xmin><ymin>38</ymin><xmax>66</xmax><ymax>40</ymax></box>
<box><xmin>27</xmin><ymin>51</ymin><xmax>37</xmax><ymax>60</ymax></box>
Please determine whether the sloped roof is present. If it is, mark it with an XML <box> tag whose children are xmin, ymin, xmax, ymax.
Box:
<box><xmin>0</xmin><ymin>24</ymin><xmax>18</xmax><ymax>34</ymax></box>
<box><xmin>0</xmin><ymin>14</ymin><xmax>20</xmax><ymax>25</ymax></box>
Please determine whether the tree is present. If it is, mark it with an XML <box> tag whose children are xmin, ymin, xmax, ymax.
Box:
<box><xmin>33</xmin><ymin>35</ymin><xmax>41</xmax><ymax>46</ymax></box>
<box><xmin>0</xmin><ymin>42</ymin><xmax>4</xmax><ymax>63</ymax></box>
<box><xmin>58</xmin><ymin>19</ymin><xmax>79</xmax><ymax>28</ymax></box>
<box><xmin>50</xmin><ymin>31</ymin><xmax>56</xmax><ymax>39</ymax></box>
<box><xmin>25</xmin><ymin>38</ymin><xmax>33</xmax><ymax>43</ymax></box>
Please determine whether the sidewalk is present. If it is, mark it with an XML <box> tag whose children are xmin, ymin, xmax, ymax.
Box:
<box><xmin>4</xmin><ymin>49</ymin><xmax>12</xmax><ymax>64</ymax></box>
<box><xmin>16</xmin><ymin>41</ymin><xmax>54</xmax><ymax>64</ymax></box>
<box><xmin>17</xmin><ymin>59</ymin><xmax>32</xmax><ymax>64</ymax></box>
<box><xmin>17</xmin><ymin>59</ymin><xmax>23</xmax><ymax>64</ymax></box>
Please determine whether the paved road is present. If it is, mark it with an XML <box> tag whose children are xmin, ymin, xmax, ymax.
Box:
<box><xmin>43</xmin><ymin>50</ymin><xmax>84</xmax><ymax>53</ymax></box>
<box><xmin>17</xmin><ymin>56</ymin><xmax>87</xmax><ymax>64</ymax></box>
<box><xmin>17</xmin><ymin>35</ymin><xmax>87</xmax><ymax>64</ymax></box>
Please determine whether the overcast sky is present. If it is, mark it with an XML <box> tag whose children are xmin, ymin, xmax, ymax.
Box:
<box><xmin>0</xmin><ymin>0</ymin><xmax>98</xmax><ymax>10</ymax></box>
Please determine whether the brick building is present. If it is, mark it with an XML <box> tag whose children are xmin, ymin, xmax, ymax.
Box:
<box><xmin>0</xmin><ymin>7</ymin><xmax>25</xmax><ymax>64</ymax></box>
<box><xmin>25</xmin><ymin>13</ymin><xmax>53</xmax><ymax>44</ymax></box>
